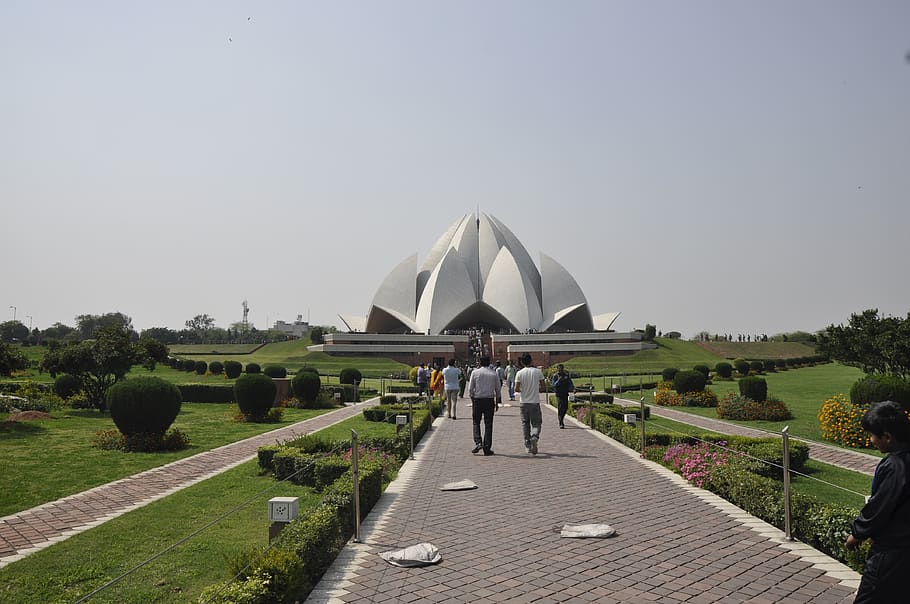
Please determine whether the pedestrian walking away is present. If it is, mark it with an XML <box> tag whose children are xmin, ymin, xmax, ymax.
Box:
<box><xmin>551</xmin><ymin>363</ymin><xmax>575</xmax><ymax>429</ymax></box>
<box><xmin>505</xmin><ymin>359</ymin><xmax>517</xmax><ymax>401</ymax></box>
<box><xmin>416</xmin><ymin>363</ymin><xmax>429</xmax><ymax>397</ymax></box>
<box><xmin>442</xmin><ymin>358</ymin><xmax>460</xmax><ymax>420</ymax></box>
<box><xmin>467</xmin><ymin>356</ymin><xmax>501</xmax><ymax>456</ymax></box>
<box><xmin>514</xmin><ymin>353</ymin><xmax>545</xmax><ymax>455</ymax></box>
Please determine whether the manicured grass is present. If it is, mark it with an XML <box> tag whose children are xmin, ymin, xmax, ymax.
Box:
<box><xmin>168</xmin><ymin>343</ymin><xmax>264</xmax><ymax>354</ymax></box>
<box><xmin>0</xmin><ymin>459</ymin><xmax>320</xmax><ymax>604</ymax></box>
<box><xmin>695</xmin><ymin>340</ymin><xmax>817</xmax><ymax>360</ymax></box>
<box><xmin>564</xmin><ymin>338</ymin><xmax>726</xmax><ymax>376</ymax></box>
<box><xmin>0</xmin><ymin>404</ymin><xmax>331</xmax><ymax>517</ymax></box>
<box><xmin>0</xmin><ymin>410</ymin><xmax>406</xmax><ymax>604</ymax></box>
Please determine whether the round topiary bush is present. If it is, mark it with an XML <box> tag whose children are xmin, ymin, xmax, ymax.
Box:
<box><xmin>209</xmin><ymin>361</ymin><xmax>224</xmax><ymax>376</ymax></box>
<box><xmin>53</xmin><ymin>373</ymin><xmax>82</xmax><ymax>399</ymax></box>
<box><xmin>850</xmin><ymin>375</ymin><xmax>910</xmax><ymax>411</ymax></box>
<box><xmin>107</xmin><ymin>377</ymin><xmax>182</xmax><ymax>436</ymax></box>
<box><xmin>714</xmin><ymin>362</ymin><xmax>733</xmax><ymax>379</ymax></box>
<box><xmin>195</xmin><ymin>360</ymin><xmax>208</xmax><ymax>375</ymax></box>
<box><xmin>223</xmin><ymin>360</ymin><xmax>243</xmax><ymax>379</ymax></box>
<box><xmin>749</xmin><ymin>360</ymin><xmax>764</xmax><ymax>374</ymax></box>
<box><xmin>672</xmin><ymin>370</ymin><xmax>706</xmax><ymax>395</ymax></box>
<box><xmin>762</xmin><ymin>359</ymin><xmax>777</xmax><ymax>373</ymax></box>
<box><xmin>245</xmin><ymin>363</ymin><xmax>261</xmax><ymax>374</ymax></box>
<box><xmin>775</xmin><ymin>359</ymin><xmax>788</xmax><ymax>371</ymax></box>
<box><xmin>739</xmin><ymin>376</ymin><xmax>768</xmax><ymax>402</ymax></box>
<box><xmin>182</xmin><ymin>359</ymin><xmax>196</xmax><ymax>372</ymax></box>
<box><xmin>292</xmin><ymin>371</ymin><xmax>321</xmax><ymax>406</ymax></box>
<box><xmin>662</xmin><ymin>367</ymin><xmax>680</xmax><ymax>382</ymax></box>
<box><xmin>339</xmin><ymin>368</ymin><xmax>363</xmax><ymax>385</ymax></box>
<box><xmin>234</xmin><ymin>374</ymin><xmax>276</xmax><ymax>420</ymax></box>
<box><xmin>733</xmin><ymin>359</ymin><xmax>750</xmax><ymax>377</ymax></box>
<box><xmin>692</xmin><ymin>365</ymin><xmax>710</xmax><ymax>379</ymax></box>
<box><xmin>263</xmin><ymin>365</ymin><xmax>287</xmax><ymax>378</ymax></box>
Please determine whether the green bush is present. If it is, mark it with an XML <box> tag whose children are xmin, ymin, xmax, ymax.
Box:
<box><xmin>714</xmin><ymin>362</ymin><xmax>733</xmax><ymax>379</ymax></box>
<box><xmin>181</xmin><ymin>358</ymin><xmax>196</xmax><ymax>372</ymax></box>
<box><xmin>661</xmin><ymin>367</ymin><xmax>679</xmax><ymax>382</ymax></box>
<box><xmin>194</xmin><ymin>360</ymin><xmax>208</xmax><ymax>375</ymax></box>
<box><xmin>223</xmin><ymin>360</ymin><xmax>242</xmax><ymax>379</ymax></box>
<box><xmin>245</xmin><ymin>362</ymin><xmax>262</xmax><ymax>374</ymax></box>
<box><xmin>850</xmin><ymin>375</ymin><xmax>910</xmax><ymax>411</ymax></box>
<box><xmin>762</xmin><ymin>359</ymin><xmax>777</xmax><ymax>373</ymax></box>
<box><xmin>692</xmin><ymin>365</ymin><xmax>710</xmax><ymax>379</ymax></box>
<box><xmin>717</xmin><ymin>392</ymin><xmax>792</xmax><ymax>421</ymax></box>
<box><xmin>257</xmin><ymin>444</ymin><xmax>282</xmax><ymax>472</ymax></box>
<box><xmin>264</xmin><ymin>365</ymin><xmax>288</xmax><ymax>378</ymax></box>
<box><xmin>234</xmin><ymin>373</ymin><xmax>276</xmax><ymax>420</ymax></box>
<box><xmin>672</xmin><ymin>370</ymin><xmax>706</xmax><ymax>394</ymax></box>
<box><xmin>775</xmin><ymin>359</ymin><xmax>788</xmax><ymax>371</ymax></box>
<box><xmin>53</xmin><ymin>373</ymin><xmax>82</xmax><ymax>399</ymax></box>
<box><xmin>339</xmin><ymin>368</ymin><xmax>363</xmax><ymax>385</ymax></box>
<box><xmin>107</xmin><ymin>377</ymin><xmax>182</xmax><ymax>436</ymax></box>
<box><xmin>314</xmin><ymin>456</ymin><xmax>351</xmax><ymax>490</ymax></box>
<box><xmin>177</xmin><ymin>384</ymin><xmax>234</xmax><ymax>403</ymax></box>
<box><xmin>292</xmin><ymin>371</ymin><xmax>322</xmax><ymax>406</ymax></box>
<box><xmin>749</xmin><ymin>360</ymin><xmax>764</xmax><ymax>374</ymax></box>
<box><xmin>380</xmin><ymin>394</ymin><xmax>398</xmax><ymax>405</ymax></box>
<box><xmin>739</xmin><ymin>376</ymin><xmax>768</xmax><ymax>402</ymax></box>
<box><xmin>208</xmin><ymin>361</ymin><xmax>224</xmax><ymax>376</ymax></box>
<box><xmin>733</xmin><ymin>358</ymin><xmax>750</xmax><ymax>377</ymax></box>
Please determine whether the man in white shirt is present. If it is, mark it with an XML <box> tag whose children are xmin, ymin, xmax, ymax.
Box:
<box><xmin>441</xmin><ymin>358</ymin><xmax>461</xmax><ymax>420</ymax></box>
<box><xmin>514</xmin><ymin>353</ymin><xmax>545</xmax><ymax>455</ymax></box>
<box><xmin>467</xmin><ymin>356</ymin><xmax>502</xmax><ymax>456</ymax></box>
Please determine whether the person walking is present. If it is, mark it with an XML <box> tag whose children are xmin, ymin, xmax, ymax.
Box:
<box><xmin>442</xmin><ymin>358</ymin><xmax>461</xmax><ymax>419</ymax></box>
<box><xmin>430</xmin><ymin>364</ymin><xmax>444</xmax><ymax>402</ymax></box>
<box><xmin>416</xmin><ymin>363</ymin><xmax>429</xmax><ymax>397</ymax></box>
<box><xmin>515</xmin><ymin>353</ymin><xmax>545</xmax><ymax>455</ymax></box>
<box><xmin>551</xmin><ymin>364</ymin><xmax>575</xmax><ymax>429</ymax></box>
<box><xmin>458</xmin><ymin>363</ymin><xmax>467</xmax><ymax>398</ymax></box>
<box><xmin>467</xmin><ymin>356</ymin><xmax>501</xmax><ymax>456</ymax></box>
<box><xmin>505</xmin><ymin>359</ymin><xmax>517</xmax><ymax>401</ymax></box>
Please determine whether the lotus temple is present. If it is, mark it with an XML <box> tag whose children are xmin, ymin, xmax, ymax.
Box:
<box><xmin>308</xmin><ymin>213</ymin><xmax>656</xmax><ymax>366</ymax></box>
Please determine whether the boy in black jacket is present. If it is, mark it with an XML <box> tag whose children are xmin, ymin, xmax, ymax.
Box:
<box><xmin>846</xmin><ymin>400</ymin><xmax>910</xmax><ymax>603</ymax></box>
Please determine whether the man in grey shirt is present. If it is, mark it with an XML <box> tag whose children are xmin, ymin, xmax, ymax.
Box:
<box><xmin>467</xmin><ymin>356</ymin><xmax>502</xmax><ymax>456</ymax></box>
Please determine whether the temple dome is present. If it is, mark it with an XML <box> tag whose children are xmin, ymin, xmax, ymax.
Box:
<box><xmin>364</xmin><ymin>213</ymin><xmax>599</xmax><ymax>335</ymax></box>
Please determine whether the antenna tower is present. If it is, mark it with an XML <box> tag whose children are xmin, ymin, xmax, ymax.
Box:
<box><xmin>242</xmin><ymin>300</ymin><xmax>249</xmax><ymax>332</ymax></box>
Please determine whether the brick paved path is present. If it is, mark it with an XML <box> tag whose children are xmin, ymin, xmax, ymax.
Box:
<box><xmin>308</xmin><ymin>399</ymin><xmax>860</xmax><ymax>603</ymax></box>
<box><xmin>632</xmin><ymin>402</ymin><xmax>880</xmax><ymax>476</ymax></box>
<box><xmin>0</xmin><ymin>402</ymin><xmax>376</xmax><ymax>568</ymax></box>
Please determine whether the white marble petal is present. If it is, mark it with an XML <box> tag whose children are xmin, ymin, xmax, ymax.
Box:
<box><xmin>539</xmin><ymin>252</ymin><xmax>593</xmax><ymax>332</ymax></box>
<box><xmin>415</xmin><ymin>247</ymin><xmax>478</xmax><ymax>334</ymax></box>
<box><xmin>482</xmin><ymin>247</ymin><xmax>542</xmax><ymax>333</ymax></box>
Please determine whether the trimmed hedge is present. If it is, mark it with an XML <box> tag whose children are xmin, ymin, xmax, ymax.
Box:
<box><xmin>194</xmin><ymin>360</ymin><xmax>208</xmax><ymax>375</ymax></box>
<box><xmin>107</xmin><ymin>377</ymin><xmax>182</xmax><ymax>436</ymax></box>
<box><xmin>223</xmin><ymin>360</ymin><xmax>243</xmax><ymax>379</ymax></box>
<box><xmin>850</xmin><ymin>375</ymin><xmax>910</xmax><ymax>411</ymax></box>
<box><xmin>661</xmin><ymin>368</ymin><xmax>679</xmax><ymax>382</ymax></box>
<box><xmin>672</xmin><ymin>370</ymin><xmax>706</xmax><ymax>394</ymax></box>
<box><xmin>208</xmin><ymin>361</ymin><xmax>224</xmax><ymax>376</ymax></box>
<box><xmin>739</xmin><ymin>376</ymin><xmax>768</xmax><ymax>403</ymax></box>
<box><xmin>264</xmin><ymin>365</ymin><xmax>288</xmax><ymax>378</ymax></box>
<box><xmin>292</xmin><ymin>371</ymin><xmax>321</xmax><ymax>406</ymax></box>
<box><xmin>245</xmin><ymin>362</ymin><xmax>262</xmax><ymax>374</ymax></box>
<box><xmin>714</xmin><ymin>362</ymin><xmax>733</xmax><ymax>379</ymax></box>
<box><xmin>339</xmin><ymin>368</ymin><xmax>362</xmax><ymax>385</ymax></box>
<box><xmin>234</xmin><ymin>373</ymin><xmax>276</xmax><ymax>420</ymax></box>
<box><xmin>177</xmin><ymin>384</ymin><xmax>234</xmax><ymax>403</ymax></box>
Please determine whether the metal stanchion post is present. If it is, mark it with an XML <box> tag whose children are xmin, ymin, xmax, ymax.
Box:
<box><xmin>640</xmin><ymin>375</ymin><xmax>646</xmax><ymax>457</ymax></box>
<box><xmin>352</xmin><ymin>429</ymin><xmax>361</xmax><ymax>543</ymax></box>
<box><xmin>782</xmin><ymin>426</ymin><xmax>792</xmax><ymax>541</ymax></box>
<box><xmin>408</xmin><ymin>398</ymin><xmax>415</xmax><ymax>460</ymax></box>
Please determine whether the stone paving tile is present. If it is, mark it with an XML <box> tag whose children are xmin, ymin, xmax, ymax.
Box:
<box><xmin>307</xmin><ymin>397</ymin><xmax>860</xmax><ymax>603</ymax></box>
<box><xmin>0</xmin><ymin>402</ymin><xmax>375</xmax><ymax>567</ymax></box>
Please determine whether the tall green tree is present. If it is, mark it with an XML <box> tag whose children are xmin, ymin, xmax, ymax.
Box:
<box><xmin>818</xmin><ymin>309</ymin><xmax>910</xmax><ymax>379</ymax></box>
<box><xmin>41</xmin><ymin>325</ymin><xmax>138</xmax><ymax>410</ymax></box>
<box><xmin>0</xmin><ymin>320</ymin><xmax>29</xmax><ymax>343</ymax></box>
<box><xmin>0</xmin><ymin>341</ymin><xmax>28</xmax><ymax>376</ymax></box>
<box><xmin>75</xmin><ymin>312</ymin><xmax>134</xmax><ymax>339</ymax></box>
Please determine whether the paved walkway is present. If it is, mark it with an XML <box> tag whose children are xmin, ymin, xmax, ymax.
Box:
<box><xmin>0</xmin><ymin>402</ymin><xmax>376</xmax><ymax>568</ymax></box>
<box><xmin>307</xmin><ymin>399</ymin><xmax>860</xmax><ymax>603</ymax></box>
<box><xmin>629</xmin><ymin>401</ymin><xmax>880</xmax><ymax>476</ymax></box>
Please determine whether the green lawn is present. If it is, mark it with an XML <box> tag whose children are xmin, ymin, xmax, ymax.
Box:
<box><xmin>564</xmin><ymin>338</ymin><xmax>726</xmax><ymax>376</ymax></box>
<box><xmin>0</xmin><ymin>404</ymin><xmax>332</xmax><ymax>517</ymax></box>
<box><xmin>0</xmin><ymin>410</ymin><xmax>404</xmax><ymax>604</ymax></box>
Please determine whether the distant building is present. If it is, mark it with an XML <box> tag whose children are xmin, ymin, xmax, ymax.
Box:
<box><xmin>274</xmin><ymin>315</ymin><xmax>310</xmax><ymax>339</ymax></box>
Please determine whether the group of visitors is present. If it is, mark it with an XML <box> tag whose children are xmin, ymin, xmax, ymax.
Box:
<box><xmin>462</xmin><ymin>354</ymin><xmax>575</xmax><ymax>457</ymax></box>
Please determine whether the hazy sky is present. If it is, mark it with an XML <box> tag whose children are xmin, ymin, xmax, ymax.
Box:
<box><xmin>3</xmin><ymin>1</ymin><xmax>909</xmax><ymax>339</ymax></box>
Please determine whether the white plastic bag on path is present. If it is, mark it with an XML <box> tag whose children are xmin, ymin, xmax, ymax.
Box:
<box><xmin>560</xmin><ymin>523</ymin><xmax>616</xmax><ymax>538</ymax></box>
<box><xmin>379</xmin><ymin>543</ymin><xmax>442</xmax><ymax>567</ymax></box>
<box><xmin>440</xmin><ymin>480</ymin><xmax>478</xmax><ymax>491</ymax></box>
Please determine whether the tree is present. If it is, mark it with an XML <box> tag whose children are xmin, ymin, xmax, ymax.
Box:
<box><xmin>644</xmin><ymin>324</ymin><xmax>656</xmax><ymax>341</ymax></box>
<box><xmin>140</xmin><ymin>327</ymin><xmax>179</xmax><ymax>345</ymax></box>
<box><xmin>309</xmin><ymin>326</ymin><xmax>325</xmax><ymax>344</ymax></box>
<box><xmin>818</xmin><ymin>309</ymin><xmax>910</xmax><ymax>379</ymax></box>
<box><xmin>0</xmin><ymin>341</ymin><xmax>28</xmax><ymax>376</ymax></box>
<box><xmin>185</xmin><ymin>314</ymin><xmax>216</xmax><ymax>332</ymax></box>
<box><xmin>138</xmin><ymin>337</ymin><xmax>170</xmax><ymax>371</ymax></box>
<box><xmin>0</xmin><ymin>320</ymin><xmax>29</xmax><ymax>343</ymax></box>
<box><xmin>41</xmin><ymin>325</ymin><xmax>138</xmax><ymax>410</ymax></box>
<box><xmin>41</xmin><ymin>322</ymin><xmax>77</xmax><ymax>343</ymax></box>
<box><xmin>76</xmin><ymin>312</ymin><xmax>134</xmax><ymax>339</ymax></box>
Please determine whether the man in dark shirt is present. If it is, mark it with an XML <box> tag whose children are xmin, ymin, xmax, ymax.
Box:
<box><xmin>846</xmin><ymin>400</ymin><xmax>910</xmax><ymax>603</ymax></box>
<box><xmin>467</xmin><ymin>356</ymin><xmax>501</xmax><ymax>456</ymax></box>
